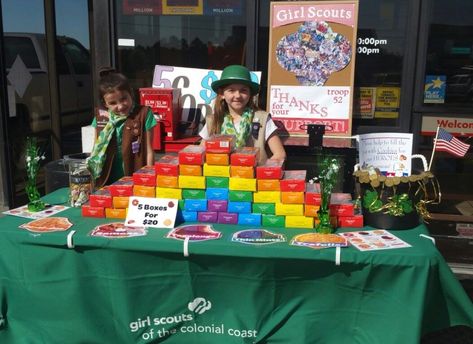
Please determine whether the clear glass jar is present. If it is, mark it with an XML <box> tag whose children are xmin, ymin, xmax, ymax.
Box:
<box><xmin>68</xmin><ymin>161</ymin><xmax>93</xmax><ymax>207</ymax></box>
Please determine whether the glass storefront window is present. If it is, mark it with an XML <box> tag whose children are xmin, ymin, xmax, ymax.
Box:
<box><xmin>424</xmin><ymin>0</ymin><xmax>473</xmax><ymax>107</ymax></box>
<box><xmin>1</xmin><ymin>0</ymin><xmax>92</xmax><ymax>206</ymax></box>
<box><xmin>352</xmin><ymin>0</ymin><xmax>409</xmax><ymax>128</ymax></box>
<box><xmin>1</xmin><ymin>0</ymin><xmax>52</xmax><ymax>206</ymax></box>
<box><xmin>55</xmin><ymin>0</ymin><xmax>93</xmax><ymax>156</ymax></box>
<box><xmin>115</xmin><ymin>0</ymin><xmax>248</xmax><ymax>90</ymax></box>
<box><xmin>419</xmin><ymin>0</ymin><xmax>473</xmax><ymax>202</ymax></box>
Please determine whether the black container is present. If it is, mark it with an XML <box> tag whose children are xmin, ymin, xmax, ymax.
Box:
<box><xmin>360</xmin><ymin>181</ymin><xmax>422</xmax><ymax>230</ymax></box>
<box><xmin>362</xmin><ymin>208</ymin><xmax>420</xmax><ymax>230</ymax></box>
<box><xmin>44</xmin><ymin>159</ymin><xmax>69</xmax><ymax>193</ymax></box>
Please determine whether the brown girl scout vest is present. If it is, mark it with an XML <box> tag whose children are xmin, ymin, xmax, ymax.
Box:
<box><xmin>94</xmin><ymin>105</ymin><xmax>151</xmax><ymax>187</ymax></box>
<box><xmin>205</xmin><ymin>110</ymin><xmax>271</xmax><ymax>164</ymax></box>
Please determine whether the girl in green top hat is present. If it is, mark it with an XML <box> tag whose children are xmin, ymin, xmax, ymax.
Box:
<box><xmin>199</xmin><ymin>65</ymin><xmax>286</xmax><ymax>163</ymax></box>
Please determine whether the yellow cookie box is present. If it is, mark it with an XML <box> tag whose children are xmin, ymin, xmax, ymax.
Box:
<box><xmin>275</xmin><ymin>203</ymin><xmax>303</xmax><ymax>216</ymax></box>
<box><xmin>304</xmin><ymin>204</ymin><xmax>320</xmax><ymax>217</ymax></box>
<box><xmin>257</xmin><ymin>179</ymin><xmax>280</xmax><ymax>191</ymax></box>
<box><xmin>203</xmin><ymin>163</ymin><xmax>230</xmax><ymax>177</ymax></box>
<box><xmin>105</xmin><ymin>207</ymin><xmax>128</xmax><ymax>219</ymax></box>
<box><xmin>179</xmin><ymin>175</ymin><xmax>206</xmax><ymax>189</ymax></box>
<box><xmin>253</xmin><ymin>191</ymin><xmax>281</xmax><ymax>203</ymax></box>
<box><xmin>179</xmin><ymin>164</ymin><xmax>202</xmax><ymax>176</ymax></box>
<box><xmin>230</xmin><ymin>165</ymin><xmax>254</xmax><ymax>178</ymax></box>
<box><xmin>112</xmin><ymin>196</ymin><xmax>129</xmax><ymax>209</ymax></box>
<box><xmin>285</xmin><ymin>215</ymin><xmax>314</xmax><ymax>229</ymax></box>
<box><xmin>156</xmin><ymin>187</ymin><xmax>182</xmax><ymax>200</ymax></box>
<box><xmin>133</xmin><ymin>185</ymin><xmax>155</xmax><ymax>198</ymax></box>
<box><xmin>206</xmin><ymin>153</ymin><xmax>229</xmax><ymax>165</ymax></box>
<box><xmin>156</xmin><ymin>175</ymin><xmax>179</xmax><ymax>188</ymax></box>
<box><xmin>229</xmin><ymin>177</ymin><xmax>257</xmax><ymax>191</ymax></box>
<box><xmin>281</xmin><ymin>191</ymin><xmax>304</xmax><ymax>204</ymax></box>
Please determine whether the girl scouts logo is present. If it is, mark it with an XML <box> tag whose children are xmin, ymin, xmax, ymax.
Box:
<box><xmin>188</xmin><ymin>297</ymin><xmax>212</xmax><ymax>314</ymax></box>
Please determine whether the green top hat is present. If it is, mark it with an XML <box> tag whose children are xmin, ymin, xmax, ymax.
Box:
<box><xmin>211</xmin><ymin>65</ymin><xmax>260</xmax><ymax>95</ymax></box>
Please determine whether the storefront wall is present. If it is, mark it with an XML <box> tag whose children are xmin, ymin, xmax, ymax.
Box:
<box><xmin>104</xmin><ymin>0</ymin><xmax>472</xmax><ymax>199</ymax></box>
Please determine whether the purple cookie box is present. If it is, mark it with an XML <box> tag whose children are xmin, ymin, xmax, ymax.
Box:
<box><xmin>217</xmin><ymin>212</ymin><xmax>238</xmax><ymax>224</ymax></box>
<box><xmin>197</xmin><ymin>211</ymin><xmax>218</xmax><ymax>223</ymax></box>
<box><xmin>208</xmin><ymin>200</ymin><xmax>228</xmax><ymax>212</ymax></box>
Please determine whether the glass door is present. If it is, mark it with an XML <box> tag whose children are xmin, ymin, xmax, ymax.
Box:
<box><xmin>1</xmin><ymin>0</ymin><xmax>92</xmax><ymax>207</ymax></box>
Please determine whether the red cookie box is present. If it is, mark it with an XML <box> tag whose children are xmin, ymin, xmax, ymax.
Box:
<box><xmin>155</xmin><ymin>155</ymin><xmax>179</xmax><ymax>176</ymax></box>
<box><xmin>256</xmin><ymin>159</ymin><xmax>284</xmax><ymax>179</ymax></box>
<box><xmin>329</xmin><ymin>194</ymin><xmax>355</xmax><ymax>217</ymax></box>
<box><xmin>230</xmin><ymin>147</ymin><xmax>260</xmax><ymax>166</ymax></box>
<box><xmin>178</xmin><ymin>145</ymin><xmax>206</xmax><ymax>165</ymax></box>
<box><xmin>205</xmin><ymin>134</ymin><xmax>235</xmax><ymax>154</ymax></box>
<box><xmin>132</xmin><ymin>165</ymin><xmax>157</xmax><ymax>186</ymax></box>
<box><xmin>89</xmin><ymin>187</ymin><xmax>113</xmax><ymax>208</ymax></box>
<box><xmin>280</xmin><ymin>170</ymin><xmax>306</xmax><ymax>192</ymax></box>
<box><xmin>337</xmin><ymin>214</ymin><xmax>364</xmax><ymax>228</ymax></box>
<box><xmin>82</xmin><ymin>203</ymin><xmax>105</xmax><ymax>218</ymax></box>
<box><xmin>108</xmin><ymin>176</ymin><xmax>134</xmax><ymax>197</ymax></box>
<box><xmin>305</xmin><ymin>183</ymin><xmax>321</xmax><ymax>205</ymax></box>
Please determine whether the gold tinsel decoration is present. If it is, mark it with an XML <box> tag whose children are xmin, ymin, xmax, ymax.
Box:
<box><xmin>354</xmin><ymin>169</ymin><xmax>441</xmax><ymax>221</ymax></box>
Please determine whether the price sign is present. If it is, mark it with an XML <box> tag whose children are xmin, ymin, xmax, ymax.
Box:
<box><xmin>125</xmin><ymin>197</ymin><xmax>178</xmax><ymax>228</ymax></box>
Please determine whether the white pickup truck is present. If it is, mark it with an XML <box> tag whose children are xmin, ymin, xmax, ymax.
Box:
<box><xmin>4</xmin><ymin>32</ymin><xmax>93</xmax><ymax>133</ymax></box>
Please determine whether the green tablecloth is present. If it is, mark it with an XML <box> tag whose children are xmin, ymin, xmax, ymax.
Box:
<box><xmin>0</xmin><ymin>188</ymin><xmax>472</xmax><ymax>344</ymax></box>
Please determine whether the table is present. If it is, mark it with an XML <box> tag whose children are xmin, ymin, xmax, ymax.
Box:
<box><xmin>0</xmin><ymin>189</ymin><xmax>472</xmax><ymax>344</ymax></box>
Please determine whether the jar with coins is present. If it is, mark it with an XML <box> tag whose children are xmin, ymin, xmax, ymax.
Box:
<box><xmin>68</xmin><ymin>161</ymin><xmax>93</xmax><ymax>207</ymax></box>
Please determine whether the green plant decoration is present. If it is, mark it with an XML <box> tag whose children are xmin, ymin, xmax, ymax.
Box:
<box><xmin>315</xmin><ymin>157</ymin><xmax>341</xmax><ymax>234</ymax></box>
<box><xmin>25</xmin><ymin>137</ymin><xmax>46</xmax><ymax>212</ymax></box>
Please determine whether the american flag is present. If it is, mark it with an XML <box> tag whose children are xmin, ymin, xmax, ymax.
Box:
<box><xmin>435</xmin><ymin>127</ymin><xmax>470</xmax><ymax>157</ymax></box>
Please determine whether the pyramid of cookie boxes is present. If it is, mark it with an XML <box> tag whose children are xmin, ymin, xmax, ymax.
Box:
<box><xmin>82</xmin><ymin>135</ymin><xmax>363</xmax><ymax>229</ymax></box>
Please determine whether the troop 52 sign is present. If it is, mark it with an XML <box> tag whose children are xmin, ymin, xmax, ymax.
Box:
<box><xmin>267</xmin><ymin>1</ymin><xmax>359</xmax><ymax>136</ymax></box>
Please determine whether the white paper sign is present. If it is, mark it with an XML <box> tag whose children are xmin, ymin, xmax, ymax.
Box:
<box><xmin>358</xmin><ymin>133</ymin><xmax>413</xmax><ymax>176</ymax></box>
<box><xmin>269</xmin><ymin>85</ymin><xmax>350</xmax><ymax>119</ymax></box>
<box><xmin>268</xmin><ymin>85</ymin><xmax>351</xmax><ymax>134</ymax></box>
<box><xmin>125</xmin><ymin>197</ymin><xmax>178</xmax><ymax>228</ymax></box>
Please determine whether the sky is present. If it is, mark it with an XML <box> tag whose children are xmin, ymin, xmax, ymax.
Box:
<box><xmin>1</xmin><ymin>0</ymin><xmax>90</xmax><ymax>49</ymax></box>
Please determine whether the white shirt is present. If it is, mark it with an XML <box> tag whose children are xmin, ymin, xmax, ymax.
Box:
<box><xmin>199</xmin><ymin>116</ymin><xmax>278</xmax><ymax>142</ymax></box>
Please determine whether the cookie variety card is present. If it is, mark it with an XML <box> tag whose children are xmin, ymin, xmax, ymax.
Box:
<box><xmin>339</xmin><ymin>229</ymin><xmax>411</xmax><ymax>251</ymax></box>
<box><xmin>291</xmin><ymin>233</ymin><xmax>348</xmax><ymax>249</ymax></box>
<box><xmin>90</xmin><ymin>222</ymin><xmax>147</xmax><ymax>238</ymax></box>
<box><xmin>20</xmin><ymin>217</ymin><xmax>72</xmax><ymax>233</ymax></box>
<box><xmin>167</xmin><ymin>224</ymin><xmax>222</xmax><ymax>242</ymax></box>
<box><xmin>4</xmin><ymin>204</ymin><xmax>68</xmax><ymax>219</ymax></box>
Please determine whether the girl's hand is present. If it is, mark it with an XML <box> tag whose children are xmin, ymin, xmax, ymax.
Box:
<box><xmin>145</xmin><ymin>129</ymin><xmax>154</xmax><ymax>165</ymax></box>
<box><xmin>267</xmin><ymin>134</ymin><xmax>286</xmax><ymax>161</ymax></box>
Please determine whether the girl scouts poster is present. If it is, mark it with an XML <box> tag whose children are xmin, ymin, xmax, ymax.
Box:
<box><xmin>267</xmin><ymin>1</ymin><xmax>359</xmax><ymax>136</ymax></box>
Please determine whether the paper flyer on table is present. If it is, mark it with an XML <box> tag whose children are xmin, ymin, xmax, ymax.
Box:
<box><xmin>3</xmin><ymin>204</ymin><xmax>69</xmax><ymax>219</ymax></box>
<box><xmin>340</xmin><ymin>229</ymin><xmax>411</xmax><ymax>251</ymax></box>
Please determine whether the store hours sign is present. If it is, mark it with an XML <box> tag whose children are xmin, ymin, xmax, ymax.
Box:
<box><xmin>267</xmin><ymin>1</ymin><xmax>359</xmax><ymax>136</ymax></box>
